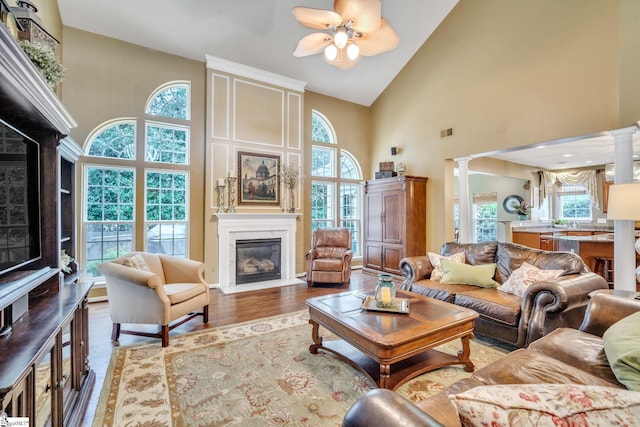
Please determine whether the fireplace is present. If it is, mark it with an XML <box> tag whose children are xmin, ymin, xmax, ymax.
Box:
<box><xmin>215</xmin><ymin>213</ymin><xmax>303</xmax><ymax>293</ymax></box>
<box><xmin>235</xmin><ymin>238</ymin><xmax>281</xmax><ymax>284</ymax></box>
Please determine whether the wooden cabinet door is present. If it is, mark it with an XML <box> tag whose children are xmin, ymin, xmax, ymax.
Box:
<box><xmin>364</xmin><ymin>190</ymin><xmax>383</xmax><ymax>243</ymax></box>
<box><xmin>382</xmin><ymin>245</ymin><xmax>403</xmax><ymax>275</ymax></box>
<box><xmin>382</xmin><ymin>191</ymin><xmax>403</xmax><ymax>244</ymax></box>
<box><xmin>364</xmin><ymin>242</ymin><xmax>383</xmax><ymax>270</ymax></box>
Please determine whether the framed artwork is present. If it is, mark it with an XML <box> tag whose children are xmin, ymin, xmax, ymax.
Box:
<box><xmin>237</xmin><ymin>151</ymin><xmax>280</xmax><ymax>206</ymax></box>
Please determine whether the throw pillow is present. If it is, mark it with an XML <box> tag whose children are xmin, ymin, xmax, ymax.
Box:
<box><xmin>428</xmin><ymin>251</ymin><xmax>465</xmax><ymax>281</ymax></box>
<box><xmin>440</xmin><ymin>259</ymin><xmax>499</xmax><ymax>288</ymax></box>
<box><xmin>497</xmin><ymin>261</ymin><xmax>564</xmax><ymax>297</ymax></box>
<box><xmin>449</xmin><ymin>384</ymin><xmax>640</xmax><ymax>426</ymax></box>
<box><xmin>121</xmin><ymin>254</ymin><xmax>150</xmax><ymax>272</ymax></box>
<box><xmin>603</xmin><ymin>311</ymin><xmax>640</xmax><ymax>391</ymax></box>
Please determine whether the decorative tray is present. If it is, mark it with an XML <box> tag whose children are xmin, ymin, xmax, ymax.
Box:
<box><xmin>361</xmin><ymin>296</ymin><xmax>410</xmax><ymax>314</ymax></box>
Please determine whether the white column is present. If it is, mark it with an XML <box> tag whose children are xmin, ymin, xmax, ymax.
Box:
<box><xmin>455</xmin><ymin>157</ymin><xmax>472</xmax><ymax>243</ymax></box>
<box><xmin>611</xmin><ymin>127</ymin><xmax>638</xmax><ymax>291</ymax></box>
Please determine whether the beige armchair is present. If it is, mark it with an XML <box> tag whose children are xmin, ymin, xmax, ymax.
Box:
<box><xmin>97</xmin><ymin>252</ymin><xmax>210</xmax><ymax>347</ymax></box>
<box><xmin>305</xmin><ymin>227</ymin><xmax>353</xmax><ymax>287</ymax></box>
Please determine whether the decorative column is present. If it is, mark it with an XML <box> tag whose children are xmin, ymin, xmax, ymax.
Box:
<box><xmin>611</xmin><ymin>126</ymin><xmax>638</xmax><ymax>291</ymax></box>
<box><xmin>455</xmin><ymin>157</ymin><xmax>472</xmax><ymax>243</ymax></box>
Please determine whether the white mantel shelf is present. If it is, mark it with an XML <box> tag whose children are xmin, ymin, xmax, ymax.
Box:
<box><xmin>214</xmin><ymin>213</ymin><xmax>303</xmax><ymax>293</ymax></box>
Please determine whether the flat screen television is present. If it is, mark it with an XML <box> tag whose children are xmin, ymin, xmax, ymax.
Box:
<box><xmin>0</xmin><ymin>117</ymin><xmax>41</xmax><ymax>278</ymax></box>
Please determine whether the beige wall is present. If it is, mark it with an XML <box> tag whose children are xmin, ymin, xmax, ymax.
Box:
<box><xmin>371</xmin><ymin>0</ymin><xmax>623</xmax><ymax>251</ymax></box>
<box><xmin>61</xmin><ymin>27</ymin><xmax>206</xmax><ymax>263</ymax></box>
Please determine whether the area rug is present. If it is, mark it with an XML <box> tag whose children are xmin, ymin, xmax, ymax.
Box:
<box><xmin>92</xmin><ymin>310</ymin><xmax>508</xmax><ymax>426</ymax></box>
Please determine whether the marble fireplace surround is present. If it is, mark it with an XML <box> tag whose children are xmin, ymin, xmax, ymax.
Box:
<box><xmin>214</xmin><ymin>213</ymin><xmax>304</xmax><ymax>294</ymax></box>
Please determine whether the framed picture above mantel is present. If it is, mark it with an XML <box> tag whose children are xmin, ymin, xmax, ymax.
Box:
<box><xmin>237</xmin><ymin>151</ymin><xmax>280</xmax><ymax>206</ymax></box>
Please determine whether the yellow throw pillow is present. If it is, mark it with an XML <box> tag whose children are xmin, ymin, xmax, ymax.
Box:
<box><xmin>603</xmin><ymin>311</ymin><xmax>640</xmax><ymax>391</ymax></box>
<box><xmin>440</xmin><ymin>259</ymin><xmax>499</xmax><ymax>288</ymax></box>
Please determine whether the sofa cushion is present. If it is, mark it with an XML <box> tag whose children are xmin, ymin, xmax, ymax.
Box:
<box><xmin>497</xmin><ymin>261</ymin><xmax>563</xmax><ymax>297</ymax></box>
<box><xmin>529</xmin><ymin>327</ymin><xmax>621</xmax><ymax>386</ymax></box>
<box><xmin>441</xmin><ymin>241</ymin><xmax>497</xmax><ymax>266</ymax></box>
<box><xmin>603</xmin><ymin>311</ymin><xmax>640</xmax><ymax>391</ymax></box>
<box><xmin>316</xmin><ymin>247</ymin><xmax>346</xmax><ymax>258</ymax></box>
<box><xmin>472</xmin><ymin>349</ymin><xmax>621</xmax><ymax>387</ymax></box>
<box><xmin>454</xmin><ymin>289</ymin><xmax>521</xmax><ymax>326</ymax></box>
<box><xmin>408</xmin><ymin>279</ymin><xmax>478</xmax><ymax>304</ymax></box>
<box><xmin>428</xmin><ymin>251</ymin><xmax>465</xmax><ymax>281</ymax></box>
<box><xmin>312</xmin><ymin>258</ymin><xmax>343</xmax><ymax>271</ymax></box>
<box><xmin>440</xmin><ymin>260</ymin><xmax>499</xmax><ymax>288</ymax></box>
<box><xmin>163</xmin><ymin>283</ymin><xmax>205</xmax><ymax>305</ymax></box>
<box><xmin>495</xmin><ymin>242</ymin><xmax>586</xmax><ymax>284</ymax></box>
<box><xmin>121</xmin><ymin>254</ymin><xmax>150</xmax><ymax>271</ymax></box>
<box><xmin>449</xmin><ymin>384</ymin><xmax>640</xmax><ymax>426</ymax></box>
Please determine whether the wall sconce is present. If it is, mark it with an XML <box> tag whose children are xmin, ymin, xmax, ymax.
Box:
<box><xmin>391</xmin><ymin>147</ymin><xmax>398</xmax><ymax>156</ymax></box>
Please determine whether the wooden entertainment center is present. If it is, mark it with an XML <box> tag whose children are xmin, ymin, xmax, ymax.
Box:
<box><xmin>0</xmin><ymin>23</ymin><xmax>93</xmax><ymax>426</ymax></box>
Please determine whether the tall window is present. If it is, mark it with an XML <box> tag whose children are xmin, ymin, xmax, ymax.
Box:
<box><xmin>473</xmin><ymin>193</ymin><xmax>497</xmax><ymax>242</ymax></box>
<box><xmin>559</xmin><ymin>184</ymin><xmax>591</xmax><ymax>220</ymax></box>
<box><xmin>311</xmin><ymin>110</ymin><xmax>362</xmax><ymax>255</ymax></box>
<box><xmin>82</xmin><ymin>82</ymin><xmax>191</xmax><ymax>277</ymax></box>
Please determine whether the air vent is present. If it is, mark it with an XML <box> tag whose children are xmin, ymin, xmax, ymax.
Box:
<box><xmin>440</xmin><ymin>128</ymin><xmax>454</xmax><ymax>138</ymax></box>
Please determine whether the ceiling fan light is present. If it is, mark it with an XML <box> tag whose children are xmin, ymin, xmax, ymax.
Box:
<box><xmin>347</xmin><ymin>43</ymin><xmax>359</xmax><ymax>60</ymax></box>
<box><xmin>324</xmin><ymin>44</ymin><xmax>338</xmax><ymax>61</ymax></box>
<box><xmin>334</xmin><ymin>29</ymin><xmax>348</xmax><ymax>49</ymax></box>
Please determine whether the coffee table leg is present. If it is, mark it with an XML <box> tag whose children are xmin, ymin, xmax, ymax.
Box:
<box><xmin>379</xmin><ymin>363</ymin><xmax>391</xmax><ymax>389</ymax></box>
<box><xmin>457</xmin><ymin>334</ymin><xmax>475</xmax><ymax>372</ymax></box>
<box><xmin>309</xmin><ymin>319</ymin><xmax>323</xmax><ymax>354</ymax></box>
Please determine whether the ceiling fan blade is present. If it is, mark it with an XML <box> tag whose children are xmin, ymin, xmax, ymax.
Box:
<box><xmin>326</xmin><ymin>49</ymin><xmax>361</xmax><ymax>70</ymax></box>
<box><xmin>293</xmin><ymin>33</ymin><xmax>330</xmax><ymax>57</ymax></box>
<box><xmin>292</xmin><ymin>7</ymin><xmax>342</xmax><ymax>30</ymax></box>
<box><xmin>334</xmin><ymin>0</ymin><xmax>381</xmax><ymax>33</ymax></box>
<box><xmin>356</xmin><ymin>18</ymin><xmax>399</xmax><ymax>56</ymax></box>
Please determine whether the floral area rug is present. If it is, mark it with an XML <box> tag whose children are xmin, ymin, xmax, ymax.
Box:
<box><xmin>92</xmin><ymin>310</ymin><xmax>508</xmax><ymax>426</ymax></box>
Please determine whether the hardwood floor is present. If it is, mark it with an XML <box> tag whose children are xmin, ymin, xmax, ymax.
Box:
<box><xmin>81</xmin><ymin>270</ymin><xmax>379</xmax><ymax>426</ymax></box>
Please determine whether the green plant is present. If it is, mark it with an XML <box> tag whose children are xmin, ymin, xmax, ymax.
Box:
<box><xmin>18</xmin><ymin>40</ymin><xmax>65</xmax><ymax>87</ymax></box>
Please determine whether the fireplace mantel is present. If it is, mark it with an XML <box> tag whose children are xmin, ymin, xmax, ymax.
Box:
<box><xmin>214</xmin><ymin>213</ymin><xmax>303</xmax><ymax>293</ymax></box>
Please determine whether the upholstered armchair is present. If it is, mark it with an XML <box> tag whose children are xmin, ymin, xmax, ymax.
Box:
<box><xmin>97</xmin><ymin>252</ymin><xmax>210</xmax><ymax>347</ymax></box>
<box><xmin>305</xmin><ymin>227</ymin><xmax>353</xmax><ymax>286</ymax></box>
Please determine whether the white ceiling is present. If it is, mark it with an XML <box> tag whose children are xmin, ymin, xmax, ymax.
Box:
<box><xmin>55</xmin><ymin>0</ymin><xmax>640</xmax><ymax>169</ymax></box>
<box><xmin>56</xmin><ymin>0</ymin><xmax>458</xmax><ymax>107</ymax></box>
<box><xmin>476</xmin><ymin>130</ymin><xmax>640</xmax><ymax>171</ymax></box>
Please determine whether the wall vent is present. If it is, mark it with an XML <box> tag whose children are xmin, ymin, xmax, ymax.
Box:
<box><xmin>440</xmin><ymin>128</ymin><xmax>454</xmax><ymax>138</ymax></box>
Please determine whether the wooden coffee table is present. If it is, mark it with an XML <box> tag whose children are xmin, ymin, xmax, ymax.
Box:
<box><xmin>306</xmin><ymin>289</ymin><xmax>479</xmax><ymax>390</ymax></box>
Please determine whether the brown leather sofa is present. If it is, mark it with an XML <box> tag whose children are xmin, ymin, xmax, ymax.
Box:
<box><xmin>342</xmin><ymin>290</ymin><xmax>640</xmax><ymax>427</ymax></box>
<box><xmin>399</xmin><ymin>241</ymin><xmax>608</xmax><ymax>348</ymax></box>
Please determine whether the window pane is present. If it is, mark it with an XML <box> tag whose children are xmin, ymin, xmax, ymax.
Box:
<box><xmin>145</xmin><ymin>170</ymin><xmax>189</xmax><ymax>222</ymax></box>
<box><xmin>87</xmin><ymin>121</ymin><xmax>135</xmax><ymax>159</ymax></box>
<box><xmin>85</xmin><ymin>167</ymin><xmax>135</xmax><ymax>222</ymax></box>
<box><xmin>311</xmin><ymin>112</ymin><xmax>334</xmax><ymax>143</ymax></box>
<box><xmin>474</xmin><ymin>202</ymin><xmax>497</xmax><ymax>242</ymax></box>
<box><xmin>146</xmin><ymin>84</ymin><xmax>190</xmax><ymax>120</ymax></box>
<box><xmin>312</xmin><ymin>146</ymin><xmax>335</xmax><ymax>177</ymax></box>
<box><xmin>311</xmin><ymin>182</ymin><xmax>334</xmax><ymax>231</ymax></box>
<box><xmin>84</xmin><ymin>223</ymin><xmax>133</xmax><ymax>277</ymax></box>
<box><xmin>340</xmin><ymin>152</ymin><xmax>360</xmax><ymax>179</ymax></box>
<box><xmin>146</xmin><ymin>222</ymin><xmax>186</xmax><ymax>257</ymax></box>
<box><xmin>145</xmin><ymin>124</ymin><xmax>189</xmax><ymax>165</ymax></box>
<box><xmin>561</xmin><ymin>194</ymin><xmax>592</xmax><ymax>220</ymax></box>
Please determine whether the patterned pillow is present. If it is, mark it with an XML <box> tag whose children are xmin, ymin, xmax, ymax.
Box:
<box><xmin>121</xmin><ymin>254</ymin><xmax>150</xmax><ymax>271</ymax></box>
<box><xmin>497</xmin><ymin>262</ymin><xmax>563</xmax><ymax>297</ymax></box>
<box><xmin>449</xmin><ymin>384</ymin><xmax>640</xmax><ymax>426</ymax></box>
<box><xmin>428</xmin><ymin>251</ymin><xmax>465</xmax><ymax>281</ymax></box>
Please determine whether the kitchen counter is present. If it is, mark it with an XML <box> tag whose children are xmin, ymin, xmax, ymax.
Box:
<box><xmin>549</xmin><ymin>233</ymin><xmax>614</xmax><ymax>242</ymax></box>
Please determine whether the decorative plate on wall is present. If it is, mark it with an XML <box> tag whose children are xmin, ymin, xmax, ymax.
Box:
<box><xmin>503</xmin><ymin>194</ymin><xmax>524</xmax><ymax>214</ymax></box>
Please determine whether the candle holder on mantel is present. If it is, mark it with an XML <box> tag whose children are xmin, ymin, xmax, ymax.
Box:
<box><xmin>215</xmin><ymin>182</ymin><xmax>226</xmax><ymax>213</ymax></box>
<box><xmin>226</xmin><ymin>175</ymin><xmax>237</xmax><ymax>213</ymax></box>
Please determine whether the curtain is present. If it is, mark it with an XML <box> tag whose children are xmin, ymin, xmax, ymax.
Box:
<box><xmin>541</xmin><ymin>170</ymin><xmax>599</xmax><ymax>209</ymax></box>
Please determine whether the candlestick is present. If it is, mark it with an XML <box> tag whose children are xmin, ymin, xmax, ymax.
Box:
<box><xmin>215</xmin><ymin>183</ymin><xmax>226</xmax><ymax>213</ymax></box>
<box><xmin>226</xmin><ymin>176</ymin><xmax>237</xmax><ymax>213</ymax></box>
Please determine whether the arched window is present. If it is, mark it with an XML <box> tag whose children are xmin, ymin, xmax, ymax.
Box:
<box><xmin>146</xmin><ymin>82</ymin><xmax>190</xmax><ymax>120</ymax></box>
<box><xmin>82</xmin><ymin>83</ymin><xmax>192</xmax><ymax>277</ymax></box>
<box><xmin>311</xmin><ymin>110</ymin><xmax>362</xmax><ymax>255</ymax></box>
<box><xmin>86</xmin><ymin>119</ymin><xmax>136</xmax><ymax>159</ymax></box>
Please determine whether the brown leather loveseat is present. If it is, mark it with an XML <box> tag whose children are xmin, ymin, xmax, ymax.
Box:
<box><xmin>343</xmin><ymin>290</ymin><xmax>640</xmax><ymax>426</ymax></box>
<box><xmin>399</xmin><ymin>241</ymin><xmax>608</xmax><ymax>348</ymax></box>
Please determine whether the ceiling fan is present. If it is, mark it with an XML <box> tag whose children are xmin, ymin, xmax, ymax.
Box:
<box><xmin>292</xmin><ymin>0</ymin><xmax>399</xmax><ymax>70</ymax></box>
